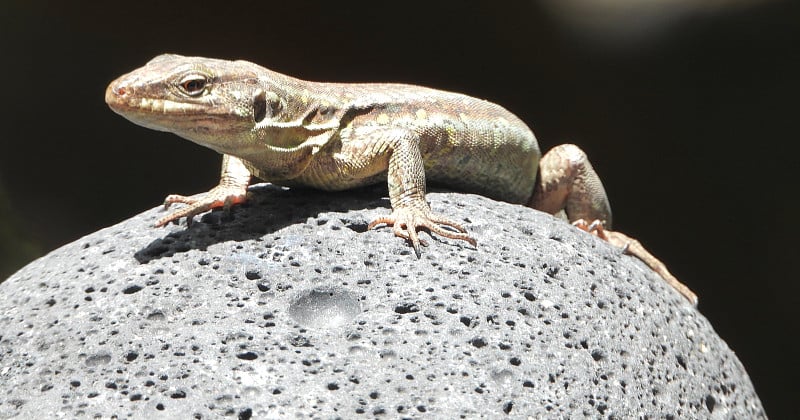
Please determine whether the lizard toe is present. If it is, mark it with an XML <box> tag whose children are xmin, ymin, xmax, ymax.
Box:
<box><xmin>163</xmin><ymin>194</ymin><xmax>198</xmax><ymax>209</ymax></box>
<box><xmin>155</xmin><ymin>203</ymin><xmax>212</xmax><ymax>227</ymax></box>
<box><xmin>423</xmin><ymin>214</ymin><xmax>476</xmax><ymax>246</ymax></box>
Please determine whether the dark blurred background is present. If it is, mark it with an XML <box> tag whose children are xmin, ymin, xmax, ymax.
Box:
<box><xmin>1</xmin><ymin>0</ymin><xmax>797</xmax><ymax>416</ymax></box>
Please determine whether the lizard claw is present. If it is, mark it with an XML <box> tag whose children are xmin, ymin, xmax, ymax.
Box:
<box><xmin>155</xmin><ymin>185</ymin><xmax>247</xmax><ymax>227</ymax></box>
<box><xmin>572</xmin><ymin>219</ymin><xmax>629</xmax><ymax>250</ymax></box>
<box><xmin>368</xmin><ymin>207</ymin><xmax>477</xmax><ymax>256</ymax></box>
<box><xmin>572</xmin><ymin>218</ymin><xmax>607</xmax><ymax>238</ymax></box>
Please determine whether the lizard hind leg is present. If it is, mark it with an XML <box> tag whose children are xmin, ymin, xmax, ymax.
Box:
<box><xmin>528</xmin><ymin>144</ymin><xmax>612</xmax><ymax>227</ymax></box>
<box><xmin>529</xmin><ymin>144</ymin><xmax>698</xmax><ymax>306</ymax></box>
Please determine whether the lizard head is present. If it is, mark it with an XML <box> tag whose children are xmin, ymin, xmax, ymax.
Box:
<box><xmin>105</xmin><ymin>54</ymin><xmax>283</xmax><ymax>153</ymax></box>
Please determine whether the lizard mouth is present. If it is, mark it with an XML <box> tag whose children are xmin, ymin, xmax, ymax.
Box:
<box><xmin>105</xmin><ymin>80</ymin><xmax>223</xmax><ymax>132</ymax></box>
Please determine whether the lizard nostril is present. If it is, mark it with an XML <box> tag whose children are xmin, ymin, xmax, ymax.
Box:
<box><xmin>105</xmin><ymin>80</ymin><xmax>131</xmax><ymax>107</ymax></box>
<box><xmin>109</xmin><ymin>80</ymin><xmax>131</xmax><ymax>97</ymax></box>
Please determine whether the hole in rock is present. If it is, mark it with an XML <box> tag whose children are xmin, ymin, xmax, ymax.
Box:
<box><xmin>287</xmin><ymin>286</ymin><xmax>362</xmax><ymax>328</ymax></box>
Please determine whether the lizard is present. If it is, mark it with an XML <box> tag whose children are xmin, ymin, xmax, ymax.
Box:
<box><xmin>105</xmin><ymin>54</ymin><xmax>698</xmax><ymax>306</ymax></box>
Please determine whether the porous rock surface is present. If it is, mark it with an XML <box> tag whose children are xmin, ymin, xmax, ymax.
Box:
<box><xmin>0</xmin><ymin>184</ymin><xmax>765</xmax><ymax>418</ymax></box>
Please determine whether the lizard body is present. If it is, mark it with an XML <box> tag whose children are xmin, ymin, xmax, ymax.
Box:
<box><xmin>106</xmin><ymin>54</ymin><xmax>697</xmax><ymax>305</ymax></box>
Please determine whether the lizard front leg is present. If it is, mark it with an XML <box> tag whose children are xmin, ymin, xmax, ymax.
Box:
<box><xmin>365</xmin><ymin>129</ymin><xmax>477</xmax><ymax>256</ymax></box>
<box><xmin>156</xmin><ymin>154</ymin><xmax>251</xmax><ymax>227</ymax></box>
<box><xmin>530</xmin><ymin>144</ymin><xmax>698</xmax><ymax>305</ymax></box>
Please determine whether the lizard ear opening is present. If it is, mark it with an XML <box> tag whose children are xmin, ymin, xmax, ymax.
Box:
<box><xmin>253</xmin><ymin>90</ymin><xmax>268</xmax><ymax>123</ymax></box>
<box><xmin>253</xmin><ymin>90</ymin><xmax>284</xmax><ymax>123</ymax></box>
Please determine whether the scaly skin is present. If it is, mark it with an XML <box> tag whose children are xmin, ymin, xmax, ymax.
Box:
<box><xmin>105</xmin><ymin>54</ymin><xmax>697</xmax><ymax>305</ymax></box>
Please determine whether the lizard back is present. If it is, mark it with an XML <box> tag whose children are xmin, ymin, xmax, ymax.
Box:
<box><xmin>290</xmin><ymin>81</ymin><xmax>542</xmax><ymax>204</ymax></box>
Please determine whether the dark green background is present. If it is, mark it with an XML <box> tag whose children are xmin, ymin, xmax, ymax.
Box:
<box><xmin>1</xmin><ymin>1</ymin><xmax>797</xmax><ymax>417</ymax></box>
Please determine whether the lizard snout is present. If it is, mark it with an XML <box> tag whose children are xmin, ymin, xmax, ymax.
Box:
<box><xmin>105</xmin><ymin>78</ymin><xmax>131</xmax><ymax>109</ymax></box>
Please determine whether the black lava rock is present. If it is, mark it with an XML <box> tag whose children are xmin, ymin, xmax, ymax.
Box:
<box><xmin>0</xmin><ymin>184</ymin><xmax>765</xmax><ymax>418</ymax></box>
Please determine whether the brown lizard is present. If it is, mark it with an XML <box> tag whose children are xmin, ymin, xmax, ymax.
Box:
<box><xmin>105</xmin><ymin>54</ymin><xmax>698</xmax><ymax>305</ymax></box>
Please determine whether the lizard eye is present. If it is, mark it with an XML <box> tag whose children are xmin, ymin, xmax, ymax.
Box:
<box><xmin>179</xmin><ymin>75</ymin><xmax>208</xmax><ymax>96</ymax></box>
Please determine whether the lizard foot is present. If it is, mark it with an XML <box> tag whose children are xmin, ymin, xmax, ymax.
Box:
<box><xmin>572</xmin><ymin>219</ymin><xmax>699</xmax><ymax>306</ymax></box>
<box><xmin>155</xmin><ymin>184</ymin><xmax>248</xmax><ymax>227</ymax></box>
<box><xmin>368</xmin><ymin>207</ymin><xmax>477</xmax><ymax>257</ymax></box>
